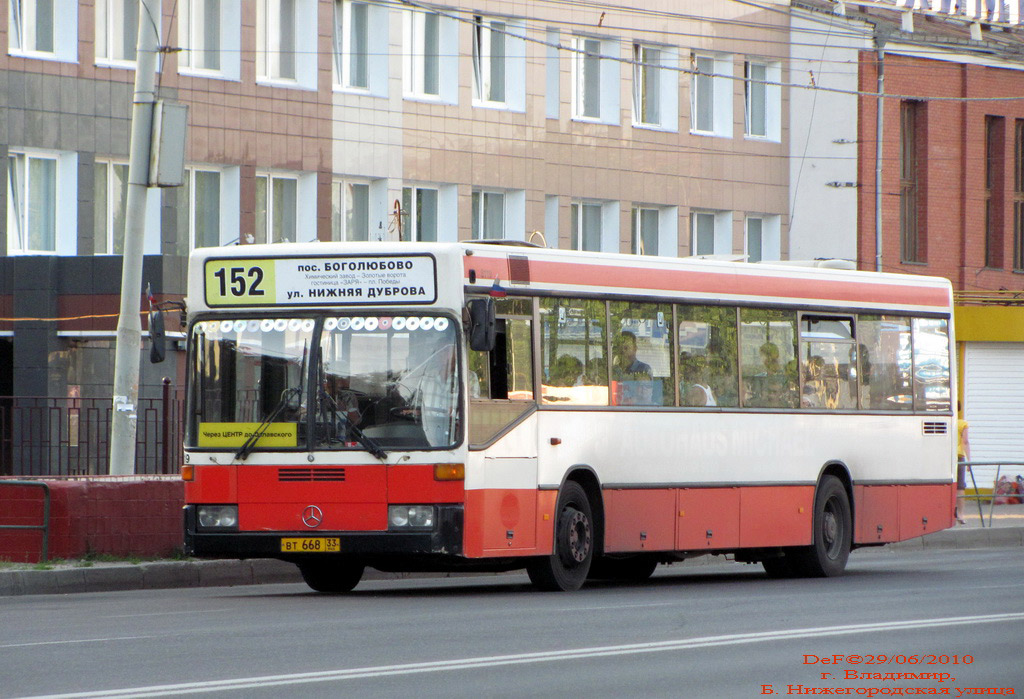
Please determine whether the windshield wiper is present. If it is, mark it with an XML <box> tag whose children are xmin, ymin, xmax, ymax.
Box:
<box><xmin>345</xmin><ymin>417</ymin><xmax>388</xmax><ymax>460</ymax></box>
<box><xmin>235</xmin><ymin>387</ymin><xmax>300</xmax><ymax>461</ymax></box>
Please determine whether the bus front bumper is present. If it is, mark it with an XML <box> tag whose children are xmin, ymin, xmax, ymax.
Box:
<box><xmin>183</xmin><ymin>504</ymin><xmax>464</xmax><ymax>559</ymax></box>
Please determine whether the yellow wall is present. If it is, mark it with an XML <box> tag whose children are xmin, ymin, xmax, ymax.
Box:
<box><xmin>954</xmin><ymin>306</ymin><xmax>1024</xmax><ymax>343</ymax></box>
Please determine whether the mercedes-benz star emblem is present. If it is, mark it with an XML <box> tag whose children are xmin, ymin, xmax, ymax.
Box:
<box><xmin>302</xmin><ymin>505</ymin><xmax>324</xmax><ymax>529</ymax></box>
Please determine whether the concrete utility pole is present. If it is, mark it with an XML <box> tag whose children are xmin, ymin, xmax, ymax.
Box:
<box><xmin>109</xmin><ymin>0</ymin><xmax>162</xmax><ymax>476</ymax></box>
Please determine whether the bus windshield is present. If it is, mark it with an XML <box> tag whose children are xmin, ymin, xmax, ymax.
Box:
<box><xmin>186</xmin><ymin>314</ymin><xmax>461</xmax><ymax>452</ymax></box>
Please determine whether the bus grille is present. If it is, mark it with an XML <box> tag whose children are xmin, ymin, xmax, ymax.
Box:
<box><xmin>278</xmin><ymin>467</ymin><xmax>346</xmax><ymax>482</ymax></box>
<box><xmin>922</xmin><ymin>421</ymin><xmax>948</xmax><ymax>435</ymax></box>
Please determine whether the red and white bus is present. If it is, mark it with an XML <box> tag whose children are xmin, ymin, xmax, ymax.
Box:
<box><xmin>181</xmin><ymin>241</ymin><xmax>956</xmax><ymax>592</ymax></box>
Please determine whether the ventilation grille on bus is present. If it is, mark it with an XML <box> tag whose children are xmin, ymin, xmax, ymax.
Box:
<box><xmin>922</xmin><ymin>421</ymin><xmax>948</xmax><ymax>435</ymax></box>
<box><xmin>278</xmin><ymin>467</ymin><xmax>346</xmax><ymax>482</ymax></box>
<box><xmin>508</xmin><ymin>255</ymin><xmax>531</xmax><ymax>286</ymax></box>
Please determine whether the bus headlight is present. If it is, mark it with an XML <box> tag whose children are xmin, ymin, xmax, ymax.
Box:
<box><xmin>388</xmin><ymin>505</ymin><xmax>435</xmax><ymax>530</ymax></box>
<box><xmin>197</xmin><ymin>505</ymin><xmax>239</xmax><ymax>529</ymax></box>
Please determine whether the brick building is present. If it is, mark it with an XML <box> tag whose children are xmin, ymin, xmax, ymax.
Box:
<box><xmin>791</xmin><ymin>0</ymin><xmax>1024</xmax><ymax>484</ymax></box>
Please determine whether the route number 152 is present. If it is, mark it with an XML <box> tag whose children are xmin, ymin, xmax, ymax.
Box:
<box><xmin>213</xmin><ymin>266</ymin><xmax>266</xmax><ymax>298</ymax></box>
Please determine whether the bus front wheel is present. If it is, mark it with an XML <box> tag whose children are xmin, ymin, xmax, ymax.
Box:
<box><xmin>527</xmin><ymin>481</ymin><xmax>594</xmax><ymax>592</ymax></box>
<box><xmin>789</xmin><ymin>475</ymin><xmax>851</xmax><ymax>577</ymax></box>
<box><xmin>298</xmin><ymin>559</ymin><xmax>365</xmax><ymax>593</ymax></box>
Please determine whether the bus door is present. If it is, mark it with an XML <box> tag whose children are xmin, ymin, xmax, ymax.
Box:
<box><xmin>466</xmin><ymin>299</ymin><xmax>540</xmax><ymax>556</ymax></box>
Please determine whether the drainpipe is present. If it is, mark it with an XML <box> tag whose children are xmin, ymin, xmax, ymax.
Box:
<box><xmin>874</xmin><ymin>33</ymin><xmax>886</xmax><ymax>273</ymax></box>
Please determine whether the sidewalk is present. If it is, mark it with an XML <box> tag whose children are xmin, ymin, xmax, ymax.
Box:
<box><xmin>2</xmin><ymin>504</ymin><xmax>1022</xmax><ymax>597</ymax></box>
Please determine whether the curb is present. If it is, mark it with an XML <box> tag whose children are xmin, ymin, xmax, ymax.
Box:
<box><xmin>2</xmin><ymin>527</ymin><xmax>1020</xmax><ymax>597</ymax></box>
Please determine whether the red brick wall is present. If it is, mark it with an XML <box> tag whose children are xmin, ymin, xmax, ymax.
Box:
<box><xmin>857</xmin><ymin>53</ymin><xmax>1024</xmax><ymax>291</ymax></box>
<box><xmin>0</xmin><ymin>479</ymin><xmax>184</xmax><ymax>563</ymax></box>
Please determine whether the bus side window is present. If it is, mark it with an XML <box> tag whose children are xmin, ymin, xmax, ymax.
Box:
<box><xmin>858</xmin><ymin>315</ymin><xmax>913</xmax><ymax>410</ymax></box>
<box><xmin>740</xmin><ymin>308</ymin><xmax>798</xmax><ymax>409</ymax></box>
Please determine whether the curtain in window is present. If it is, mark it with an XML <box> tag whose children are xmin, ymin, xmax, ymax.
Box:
<box><xmin>693</xmin><ymin>56</ymin><xmax>714</xmax><ymax>132</ymax></box>
<box><xmin>194</xmin><ymin>170</ymin><xmax>221</xmax><ymax>248</ymax></box>
<box><xmin>747</xmin><ymin>217</ymin><xmax>763</xmax><ymax>262</ymax></box>
<box><xmin>633</xmin><ymin>45</ymin><xmax>660</xmax><ymax>125</ymax></box>
<box><xmin>693</xmin><ymin>213</ymin><xmax>715</xmax><ymax>255</ymax></box>
<box><xmin>746</xmin><ymin>62</ymin><xmax>767</xmax><ymax>137</ymax></box>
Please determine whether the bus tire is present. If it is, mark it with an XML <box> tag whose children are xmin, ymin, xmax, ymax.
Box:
<box><xmin>790</xmin><ymin>475</ymin><xmax>851</xmax><ymax>577</ymax></box>
<box><xmin>527</xmin><ymin>481</ymin><xmax>594</xmax><ymax>591</ymax></box>
<box><xmin>588</xmin><ymin>555</ymin><xmax>658</xmax><ymax>582</ymax></box>
<box><xmin>298</xmin><ymin>559</ymin><xmax>365</xmax><ymax>593</ymax></box>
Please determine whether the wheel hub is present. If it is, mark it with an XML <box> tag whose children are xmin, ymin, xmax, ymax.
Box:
<box><xmin>560</xmin><ymin>508</ymin><xmax>591</xmax><ymax>566</ymax></box>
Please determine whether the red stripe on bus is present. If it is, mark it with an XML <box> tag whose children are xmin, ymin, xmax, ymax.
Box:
<box><xmin>464</xmin><ymin>257</ymin><xmax>950</xmax><ymax>309</ymax></box>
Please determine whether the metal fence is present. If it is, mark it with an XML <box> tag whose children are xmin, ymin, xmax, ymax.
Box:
<box><xmin>0</xmin><ymin>380</ymin><xmax>184</xmax><ymax>476</ymax></box>
<box><xmin>963</xmin><ymin>460</ymin><xmax>1024</xmax><ymax>528</ymax></box>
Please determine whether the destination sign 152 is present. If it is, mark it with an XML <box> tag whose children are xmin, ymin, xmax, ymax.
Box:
<box><xmin>204</xmin><ymin>255</ymin><xmax>437</xmax><ymax>307</ymax></box>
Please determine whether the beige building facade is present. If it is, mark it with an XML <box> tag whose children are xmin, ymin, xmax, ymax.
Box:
<box><xmin>0</xmin><ymin>0</ymin><xmax>792</xmax><ymax>456</ymax></box>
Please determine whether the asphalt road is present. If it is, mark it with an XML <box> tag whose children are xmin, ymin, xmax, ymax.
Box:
<box><xmin>1</xmin><ymin>548</ymin><xmax>1022</xmax><ymax>699</ymax></box>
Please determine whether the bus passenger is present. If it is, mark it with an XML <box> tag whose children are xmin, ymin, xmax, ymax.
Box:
<box><xmin>680</xmin><ymin>352</ymin><xmax>717</xmax><ymax>407</ymax></box>
<box><xmin>613</xmin><ymin>330</ymin><xmax>654</xmax><ymax>405</ymax></box>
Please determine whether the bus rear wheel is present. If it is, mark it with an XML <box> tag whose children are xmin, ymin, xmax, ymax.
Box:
<box><xmin>298</xmin><ymin>559</ymin><xmax>365</xmax><ymax>593</ymax></box>
<box><xmin>789</xmin><ymin>475</ymin><xmax>851</xmax><ymax>577</ymax></box>
<box><xmin>527</xmin><ymin>481</ymin><xmax>594</xmax><ymax>592</ymax></box>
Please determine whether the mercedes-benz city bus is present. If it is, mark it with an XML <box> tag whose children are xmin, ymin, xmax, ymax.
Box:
<box><xmin>181</xmin><ymin>241</ymin><xmax>956</xmax><ymax>592</ymax></box>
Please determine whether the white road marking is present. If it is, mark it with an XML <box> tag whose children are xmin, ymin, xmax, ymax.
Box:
<box><xmin>20</xmin><ymin>612</ymin><xmax>1024</xmax><ymax>698</ymax></box>
<box><xmin>106</xmin><ymin>609</ymin><xmax>231</xmax><ymax>619</ymax></box>
<box><xmin>0</xmin><ymin>635</ymin><xmax>162</xmax><ymax>650</ymax></box>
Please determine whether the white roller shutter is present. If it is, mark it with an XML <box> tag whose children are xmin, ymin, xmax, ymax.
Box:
<box><xmin>963</xmin><ymin>342</ymin><xmax>1024</xmax><ymax>489</ymax></box>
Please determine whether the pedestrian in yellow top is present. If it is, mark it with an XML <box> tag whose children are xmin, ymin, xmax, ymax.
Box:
<box><xmin>956</xmin><ymin>402</ymin><xmax>970</xmax><ymax>525</ymax></box>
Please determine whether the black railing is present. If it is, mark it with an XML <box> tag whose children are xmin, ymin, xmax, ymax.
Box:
<box><xmin>0</xmin><ymin>380</ymin><xmax>184</xmax><ymax>476</ymax></box>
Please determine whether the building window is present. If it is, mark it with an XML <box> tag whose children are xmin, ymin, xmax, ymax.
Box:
<box><xmin>1014</xmin><ymin>120</ymin><xmax>1024</xmax><ymax>271</ymax></box>
<box><xmin>401</xmin><ymin>186</ymin><xmax>438</xmax><ymax>242</ymax></box>
<box><xmin>900</xmin><ymin>100</ymin><xmax>925</xmax><ymax>264</ymax></box>
<box><xmin>745</xmin><ymin>61</ymin><xmax>766</xmax><ymax>137</ymax></box>
<box><xmin>255</xmin><ymin>173</ymin><xmax>297</xmax><ymax>244</ymax></box>
<box><xmin>93</xmin><ymin>160</ymin><xmax>128</xmax><ymax>255</ymax></box>
<box><xmin>632</xmin><ymin>44</ymin><xmax>660</xmax><ymax>126</ymax></box>
<box><xmin>691</xmin><ymin>54</ymin><xmax>731</xmax><ymax>137</ymax></box>
<box><xmin>745</xmin><ymin>215</ymin><xmax>781</xmax><ymax>262</ymax></box>
<box><xmin>257</xmin><ymin>0</ymin><xmax>318</xmax><ymax>86</ymax></box>
<box><xmin>404</xmin><ymin>9</ymin><xmax>439</xmax><ymax>98</ymax></box>
<box><xmin>631</xmin><ymin>207</ymin><xmax>659</xmax><ymax>255</ymax></box>
<box><xmin>744</xmin><ymin>60</ymin><xmax>781</xmax><ymax>141</ymax></box>
<box><xmin>96</xmin><ymin>0</ymin><xmax>138</xmax><ymax>64</ymax></box>
<box><xmin>10</xmin><ymin>0</ymin><xmax>76</xmax><ymax>61</ymax></box>
<box><xmin>691</xmin><ymin>211</ymin><xmax>731</xmax><ymax>256</ymax></box>
<box><xmin>746</xmin><ymin>216</ymin><xmax>763</xmax><ymax>263</ymax></box>
<box><xmin>471</xmin><ymin>190</ymin><xmax>505</xmax><ymax>240</ymax></box>
<box><xmin>179</xmin><ymin>0</ymin><xmax>220</xmax><ymax>72</ymax></box>
<box><xmin>9</xmin><ymin>0</ymin><xmax>53</xmax><ymax>53</ymax></box>
<box><xmin>7</xmin><ymin>152</ymin><xmax>57</xmax><ymax>253</ymax></box>
<box><xmin>570</xmin><ymin>201</ymin><xmax>604</xmax><ymax>252</ymax></box>
<box><xmin>174</xmin><ymin>168</ymin><xmax>222</xmax><ymax>252</ymax></box>
<box><xmin>333</xmin><ymin>0</ymin><xmax>368</xmax><ymax>89</ymax></box>
<box><xmin>985</xmin><ymin>115</ymin><xmax>1005</xmax><ymax>269</ymax></box>
<box><xmin>332</xmin><ymin>180</ymin><xmax>370</xmax><ymax>242</ymax></box>
<box><xmin>572</xmin><ymin>36</ymin><xmax>601</xmax><ymax>119</ymax></box>
<box><xmin>472</xmin><ymin>16</ymin><xmax>506</xmax><ymax>105</ymax></box>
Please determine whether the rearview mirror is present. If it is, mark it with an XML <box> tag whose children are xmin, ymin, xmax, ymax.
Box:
<box><xmin>467</xmin><ymin>298</ymin><xmax>496</xmax><ymax>352</ymax></box>
<box><xmin>149</xmin><ymin>307</ymin><xmax>166</xmax><ymax>363</ymax></box>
